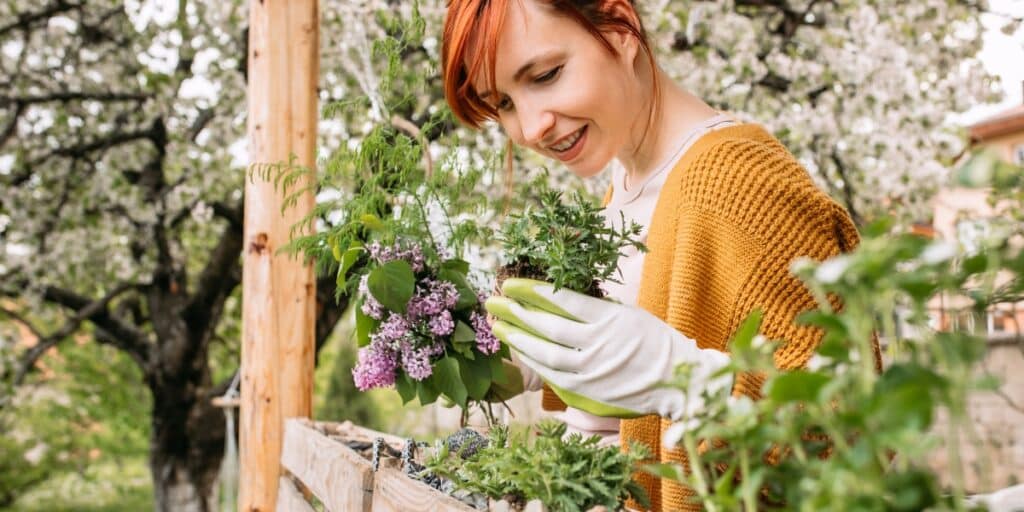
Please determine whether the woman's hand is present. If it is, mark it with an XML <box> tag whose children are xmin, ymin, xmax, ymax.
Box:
<box><xmin>485</xmin><ymin>278</ymin><xmax>732</xmax><ymax>420</ymax></box>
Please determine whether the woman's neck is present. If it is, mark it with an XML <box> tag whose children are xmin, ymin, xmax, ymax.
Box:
<box><xmin>618</xmin><ymin>68</ymin><xmax>719</xmax><ymax>186</ymax></box>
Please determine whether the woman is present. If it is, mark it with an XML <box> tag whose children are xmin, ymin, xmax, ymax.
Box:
<box><xmin>441</xmin><ymin>1</ymin><xmax>876</xmax><ymax>510</ymax></box>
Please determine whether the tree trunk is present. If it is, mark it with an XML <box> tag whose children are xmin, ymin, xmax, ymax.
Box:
<box><xmin>141</xmin><ymin>275</ymin><xmax>341</xmax><ymax>511</ymax></box>
<box><xmin>148</xmin><ymin>377</ymin><xmax>226</xmax><ymax>512</ymax></box>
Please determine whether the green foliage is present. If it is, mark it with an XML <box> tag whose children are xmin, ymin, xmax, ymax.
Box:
<box><xmin>424</xmin><ymin>420</ymin><xmax>651</xmax><ymax>512</ymax></box>
<box><xmin>259</xmin><ymin>5</ymin><xmax>515</xmax><ymax>424</ymax></box>
<box><xmin>498</xmin><ymin>185</ymin><xmax>646</xmax><ymax>295</ymax></box>
<box><xmin>652</xmin><ymin>214</ymin><xmax>1023</xmax><ymax>511</ymax></box>
<box><xmin>0</xmin><ymin>338</ymin><xmax>150</xmax><ymax>507</ymax></box>
<box><xmin>0</xmin><ymin>455</ymin><xmax>151</xmax><ymax>512</ymax></box>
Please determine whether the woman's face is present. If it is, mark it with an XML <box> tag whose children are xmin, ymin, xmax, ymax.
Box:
<box><xmin>468</xmin><ymin>0</ymin><xmax>644</xmax><ymax>178</ymax></box>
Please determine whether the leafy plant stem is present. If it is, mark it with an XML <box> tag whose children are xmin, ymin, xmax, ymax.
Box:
<box><xmin>946</xmin><ymin>418</ymin><xmax>967</xmax><ymax>512</ymax></box>
<box><xmin>739</xmin><ymin>448</ymin><xmax>756</xmax><ymax>512</ymax></box>
<box><xmin>683</xmin><ymin>432</ymin><xmax>718</xmax><ymax>512</ymax></box>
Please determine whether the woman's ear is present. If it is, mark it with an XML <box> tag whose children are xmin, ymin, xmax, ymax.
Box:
<box><xmin>601</xmin><ymin>0</ymin><xmax>642</xmax><ymax>66</ymax></box>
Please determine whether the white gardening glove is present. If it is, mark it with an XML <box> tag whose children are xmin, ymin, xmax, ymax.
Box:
<box><xmin>485</xmin><ymin>278</ymin><xmax>733</xmax><ymax>420</ymax></box>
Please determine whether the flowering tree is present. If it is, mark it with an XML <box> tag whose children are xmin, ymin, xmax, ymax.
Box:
<box><xmin>0</xmin><ymin>0</ymin><xmax>1011</xmax><ymax>509</ymax></box>
<box><xmin>0</xmin><ymin>2</ymin><xmax>350</xmax><ymax>509</ymax></box>
<box><xmin>637</xmin><ymin>0</ymin><xmax>1008</xmax><ymax>226</ymax></box>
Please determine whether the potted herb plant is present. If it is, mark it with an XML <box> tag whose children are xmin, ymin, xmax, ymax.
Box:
<box><xmin>496</xmin><ymin>187</ymin><xmax>646</xmax><ymax>298</ymax></box>
<box><xmin>424</xmin><ymin>420</ymin><xmax>652</xmax><ymax>512</ymax></box>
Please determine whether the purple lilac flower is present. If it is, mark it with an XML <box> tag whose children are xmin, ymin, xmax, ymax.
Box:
<box><xmin>366</xmin><ymin>240</ymin><xmax>425</xmax><ymax>273</ymax></box>
<box><xmin>352</xmin><ymin>342</ymin><xmax>398</xmax><ymax>390</ymax></box>
<box><xmin>366</xmin><ymin>241</ymin><xmax>390</xmax><ymax>264</ymax></box>
<box><xmin>426</xmin><ymin>340</ymin><xmax>445</xmax><ymax>356</ymax></box>
<box><xmin>372</xmin><ymin>313</ymin><xmax>411</xmax><ymax>345</ymax></box>
<box><xmin>471</xmin><ymin>311</ymin><xmax>500</xmax><ymax>355</ymax></box>
<box><xmin>359</xmin><ymin>275</ymin><xmax>385</xmax><ymax>319</ymax></box>
<box><xmin>406</xmin><ymin>244</ymin><xmax>425</xmax><ymax>273</ymax></box>
<box><xmin>407</xmin><ymin>279</ymin><xmax>460</xmax><ymax>320</ymax></box>
<box><xmin>400</xmin><ymin>340</ymin><xmax>434</xmax><ymax>380</ymax></box>
<box><xmin>428</xmin><ymin>310</ymin><xmax>455</xmax><ymax>336</ymax></box>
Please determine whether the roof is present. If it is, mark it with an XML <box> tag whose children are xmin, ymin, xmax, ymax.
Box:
<box><xmin>969</xmin><ymin>104</ymin><xmax>1024</xmax><ymax>142</ymax></box>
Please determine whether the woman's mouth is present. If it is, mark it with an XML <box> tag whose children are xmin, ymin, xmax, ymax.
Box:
<box><xmin>549</xmin><ymin>125</ymin><xmax>587</xmax><ymax>162</ymax></box>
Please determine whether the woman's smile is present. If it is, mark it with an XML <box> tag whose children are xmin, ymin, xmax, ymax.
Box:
<box><xmin>547</xmin><ymin>125</ymin><xmax>588</xmax><ymax>162</ymax></box>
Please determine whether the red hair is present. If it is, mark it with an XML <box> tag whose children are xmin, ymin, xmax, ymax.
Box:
<box><xmin>441</xmin><ymin>0</ymin><xmax>659</xmax><ymax>129</ymax></box>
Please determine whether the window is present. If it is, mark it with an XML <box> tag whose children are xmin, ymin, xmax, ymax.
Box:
<box><xmin>1015</xmin><ymin>144</ymin><xmax>1024</xmax><ymax>166</ymax></box>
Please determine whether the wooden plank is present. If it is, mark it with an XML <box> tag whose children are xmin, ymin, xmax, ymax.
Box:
<box><xmin>276</xmin><ymin>476</ymin><xmax>316</xmax><ymax>512</ymax></box>
<box><xmin>277</xmin><ymin>0</ymin><xmax>319</xmax><ymax>425</ymax></box>
<box><xmin>371</xmin><ymin>466</ymin><xmax>476</xmax><ymax>512</ymax></box>
<box><xmin>240</xmin><ymin>0</ymin><xmax>319</xmax><ymax>510</ymax></box>
<box><xmin>281</xmin><ymin>419</ymin><xmax>374</xmax><ymax>512</ymax></box>
<box><xmin>329</xmin><ymin>420</ymin><xmax>405</xmax><ymax>448</ymax></box>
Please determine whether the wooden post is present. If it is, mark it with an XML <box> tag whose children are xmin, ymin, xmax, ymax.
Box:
<box><xmin>241</xmin><ymin>0</ymin><xmax>319</xmax><ymax>510</ymax></box>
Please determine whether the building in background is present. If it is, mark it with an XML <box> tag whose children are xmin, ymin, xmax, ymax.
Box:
<box><xmin>925</xmin><ymin>85</ymin><xmax>1024</xmax><ymax>492</ymax></box>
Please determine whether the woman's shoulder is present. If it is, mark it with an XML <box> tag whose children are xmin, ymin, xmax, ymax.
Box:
<box><xmin>669</xmin><ymin>123</ymin><xmax>829</xmax><ymax>204</ymax></box>
<box><xmin>662</xmin><ymin>122</ymin><xmax>850</xmax><ymax>239</ymax></box>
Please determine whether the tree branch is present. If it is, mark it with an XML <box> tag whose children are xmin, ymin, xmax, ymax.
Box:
<box><xmin>13</xmin><ymin>282</ymin><xmax>145</xmax><ymax>384</ymax></box>
<box><xmin>19</xmin><ymin>125</ymin><xmax>161</xmax><ymax>182</ymax></box>
<box><xmin>0</xmin><ymin>0</ymin><xmax>82</xmax><ymax>38</ymax></box>
<box><xmin>0</xmin><ymin>91</ymin><xmax>149</xmax><ymax>108</ymax></box>
<box><xmin>830</xmin><ymin>149</ymin><xmax>862</xmax><ymax>228</ymax></box>
<box><xmin>212</xmin><ymin>201</ymin><xmax>243</xmax><ymax>228</ymax></box>
<box><xmin>182</xmin><ymin>214</ymin><xmax>243</xmax><ymax>339</ymax></box>
<box><xmin>0</xmin><ymin>102</ymin><xmax>26</xmax><ymax>148</ymax></box>
<box><xmin>39</xmin><ymin>284</ymin><xmax>151</xmax><ymax>364</ymax></box>
<box><xmin>0</xmin><ymin>304</ymin><xmax>47</xmax><ymax>341</ymax></box>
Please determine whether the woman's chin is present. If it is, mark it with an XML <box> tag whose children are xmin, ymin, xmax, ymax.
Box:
<box><xmin>564</xmin><ymin>156</ymin><xmax>612</xmax><ymax>180</ymax></box>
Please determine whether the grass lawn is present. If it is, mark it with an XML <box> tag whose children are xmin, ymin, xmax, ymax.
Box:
<box><xmin>3</xmin><ymin>456</ymin><xmax>152</xmax><ymax>512</ymax></box>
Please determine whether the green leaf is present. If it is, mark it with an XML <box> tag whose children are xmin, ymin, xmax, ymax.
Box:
<box><xmin>487</xmin><ymin>354</ymin><xmax>508</xmax><ymax>384</ymax></box>
<box><xmin>961</xmin><ymin>252</ymin><xmax>988</xmax><ymax>275</ymax></box>
<box><xmin>765</xmin><ymin>370</ymin><xmax>830</xmax><ymax>404</ymax></box>
<box><xmin>367</xmin><ymin>260</ymin><xmax>415</xmax><ymax>313</ymax></box>
<box><xmin>895</xmin><ymin>273</ymin><xmax>938</xmax><ymax>301</ymax></box>
<box><xmin>453</xmin><ymin>320</ymin><xmax>476</xmax><ymax>343</ymax></box>
<box><xmin>870</xmin><ymin>366</ymin><xmax>941</xmax><ymax>430</ymax></box>
<box><xmin>432</xmin><ymin>357</ymin><xmax>468</xmax><ymax>408</ymax></box>
<box><xmin>451</xmin><ymin>320</ymin><xmax>477</xmax><ymax>359</ymax></box>
<box><xmin>360</xmin><ymin>213</ymin><xmax>385</xmax><ymax>231</ymax></box>
<box><xmin>643</xmin><ymin>463</ymin><xmax>686</xmax><ymax>481</ymax></box>
<box><xmin>797</xmin><ymin>311</ymin><xmax>848</xmax><ymax>335</ymax></box>
<box><xmin>862</xmin><ymin>217</ymin><xmax>894</xmax><ymax>238</ymax></box>
<box><xmin>330</xmin><ymin>238</ymin><xmax>343</xmax><ymax>263</ymax></box>
<box><xmin>440</xmin><ymin>258</ymin><xmax>470</xmax><ymax>275</ymax></box>
<box><xmin>339</xmin><ymin>243</ymin><xmax>365</xmax><ymax>281</ymax></box>
<box><xmin>395</xmin><ymin>373</ymin><xmax>416</xmax><ymax>404</ymax></box>
<box><xmin>459</xmin><ymin>357</ymin><xmax>491</xmax><ymax>400</ymax></box>
<box><xmin>417</xmin><ymin>378</ymin><xmax>440</xmax><ymax>405</ymax></box>
<box><xmin>714</xmin><ymin>464</ymin><xmax>738</xmax><ymax>496</ymax></box>
<box><xmin>354</xmin><ymin>303</ymin><xmax>376</xmax><ymax>348</ymax></box>
<box><xmin>730</xmin><ymin>309</ymin><xmax>763</xmax><ymax>352</ymax></box>
<box><xmin>816</xmin><ymin>332</ymin><xmax>849</xmax><ymax>361</ymax></box>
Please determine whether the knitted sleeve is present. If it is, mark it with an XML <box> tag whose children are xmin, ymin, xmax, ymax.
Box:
<box><xmin>621</xmin><ymin>135</ymin><xmax>869</xmax><ymax>511</ymax></box>
<box><xmin>669</xmin><ymin>136</ymin><xmax>866</xmax><ymax>399</ymax></box>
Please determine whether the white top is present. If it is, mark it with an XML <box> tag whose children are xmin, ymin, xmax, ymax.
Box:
<box><xmin>522</xmin><ymin>113</ymin><xmax>738</xmax><ymax>446</ymax></box>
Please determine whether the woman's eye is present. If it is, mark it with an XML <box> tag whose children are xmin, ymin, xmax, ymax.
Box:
<box><xmin>497</xmin><ymin>96</ymin><xmax>513</xmax><ymax>111</ymax></box>
<box><xmin>536</xmin><ymin>65</ymin><xmax>562</xmax><ymax>83</ymax></box>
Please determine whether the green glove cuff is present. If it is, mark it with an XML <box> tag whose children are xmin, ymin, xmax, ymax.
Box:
<box><xmin>546</xmin><ymin>381</ymin><xmax>644</xmax><ymax>419</ymax></box>
<box><xmin>501</xmin><ymin>278</ymin><xmax>582</xmax><ymax>321</ymax></box>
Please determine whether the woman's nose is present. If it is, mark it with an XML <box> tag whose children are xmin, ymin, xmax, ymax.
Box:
<box><xmin>518</xmin><ymin>102</ymin><xmax>555</xmax><ymax>147</ymax></box>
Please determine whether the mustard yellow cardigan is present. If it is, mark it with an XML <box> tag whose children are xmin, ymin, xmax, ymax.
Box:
<box><xmin>540</xmin><ymin>123</ymin><xmax>877</xmax><ymax>511</ymax></box>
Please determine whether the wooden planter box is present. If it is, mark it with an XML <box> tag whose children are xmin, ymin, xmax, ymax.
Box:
<box><xmin>277</xmin><ymin>418</ymin><xmax>614</xmax><ymax>512</ymax></box>
<box><xmin>277</xmin><ymin>418</ymin><xmax>475</xmax><ymax>512</ymax></box>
